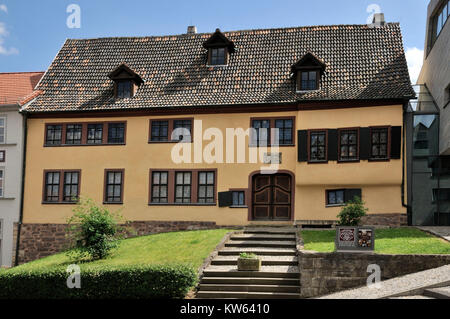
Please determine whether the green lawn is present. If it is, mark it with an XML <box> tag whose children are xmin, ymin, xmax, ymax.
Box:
<box><xmin>10</xmin><ymin>229</ymin><xmax>232</xmax><ymax>272</ymax></box>
<box><xmin>301</xmin><ymin>228</ymin><xmax>450</xmax><ymax>254</ymax></box>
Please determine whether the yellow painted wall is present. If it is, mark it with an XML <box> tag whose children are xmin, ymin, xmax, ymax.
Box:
<box><xmin>23</xmin><ymin>105</ymin><xmax>405</xmax><ymax>225</ymax></box>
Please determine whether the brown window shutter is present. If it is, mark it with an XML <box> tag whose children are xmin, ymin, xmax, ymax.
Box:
<box><xmin>390</xmin><ymin>126</ymin><xmax>402</xmax><ymax>159</ymax></box>
<box><xmin>297</xmin><ymin>130</ymin><xmax>308</xmax><ymax>162</ymax></box>
<box><xmin>327</xmin><ymin>129</ymin><xmax>338</xmax><ymax>161</ymax></box>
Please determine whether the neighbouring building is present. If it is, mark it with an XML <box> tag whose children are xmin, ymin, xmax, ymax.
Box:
<box><xmin>411</xmin><ymin>0</ymin><xmax>450</xmax><ymax>225</ymax></box>
<box><xmin>0</xmin><ymin>72</ymin><xmax>44</xmax><ymax>267</ymax></box>
<box><xmin>18</xmin><ymin>18</ymin><xmax>415</xmax><ymax>262</ymax></box>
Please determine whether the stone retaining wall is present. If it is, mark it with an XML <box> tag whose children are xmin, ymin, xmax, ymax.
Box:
<box><xmin>17</xmin><ymin>221</ymin><xmax>219</xmax><ymax>264</ymax></box>
<box><xmin>299</xmin><ymin>250</ymin><xmax>450</xmax><ymax>298</ymax></box>
<box><xmin>360</xmin><ymin>213</ymin><xmax>407</xmax><ymax>227</ymax></box>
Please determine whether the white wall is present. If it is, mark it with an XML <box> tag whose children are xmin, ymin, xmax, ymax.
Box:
<box><xmin>0</xmin><ymin>105</ymin><xmax>23</xmax><ymax>267</ymax></box>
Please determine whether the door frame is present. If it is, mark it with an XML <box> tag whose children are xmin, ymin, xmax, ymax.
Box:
<box><xmin>248</xmin><ymin>170</ymin><xmax>295</xmax><ymax>221</ymax></box>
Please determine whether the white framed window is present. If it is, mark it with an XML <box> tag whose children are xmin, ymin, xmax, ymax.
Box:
<box><xmin>0</xmin><ymin>168</ymin><xmax>4</xmax><ymax>197</ymax></box>
<box><xmin>0</xmin><ymin>116</ymin><xmax>5</xmax><ymax>144</ymax></box>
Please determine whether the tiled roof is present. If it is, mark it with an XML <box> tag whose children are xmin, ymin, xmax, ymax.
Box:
<box><xmin>26</xmin><ymin>23</ymin><xmax>415</xmax><ymax>113</ymax></box>
<box><xmin>0</xmin><ymin>72</ymin><xmax>44</xmax><ymax>105</ymax></box>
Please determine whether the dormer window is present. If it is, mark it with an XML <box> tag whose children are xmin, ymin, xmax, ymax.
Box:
<box><xmin>300</xmin><ymin>71</ymin><xmax>318</xmax><ymax>91</ymax></box>
<box><xmin>108</xmin><ymin>63</ymin><xmax>143</xmax><ymax>99</ymax></box>
<box><xmin>292</xmin><ymin>52</ymin><xmax>326</xmax><ymax>92</ymax></box>
<box><xmin>210</xmin><ymin>48</ymin><xmax>226</xmax><ymax>65</ymax></box>
<box><xmin>203</xmin><ymin>29</ymin><xmax>235</xmax><ymax>66</ymax></box>
<box><xmin>117</xmin><ymin>80</ymin><xmax>132</xmax><ymax>99</ymax></box>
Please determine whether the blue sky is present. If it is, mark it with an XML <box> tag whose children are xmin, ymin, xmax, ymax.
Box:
<box><xmin>0</xmin><ymin>0</ymin><xmax>428</xmax><ymax>82</ymax></box>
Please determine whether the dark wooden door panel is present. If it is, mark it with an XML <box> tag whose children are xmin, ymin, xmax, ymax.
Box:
<box><xmin>252</xmin><ymin>174</ymin><xmax>292</xmax><ymax>221</ymax></box>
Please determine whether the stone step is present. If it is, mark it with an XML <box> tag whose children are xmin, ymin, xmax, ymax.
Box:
<box><xmin>211</xmin><ymin>255</ymin><xmax>297</xmax><ymax>266</ymax></box>
<box><xmin>423</xmin><ymin>286</ymin><xmax>450</xmax><ymax>299</ymax></box>
<box><xmin>244</xmin><ymin>228</ymin><xmax>297</xmax><ymax>235</ymax></box>
<box><xmin>231</xmin><ymin>234</ymin><xmax>296</xmax><ymax>241</ymax></box>
<box><xmin>200</xmin><ymin>276</ymin><xmax>300</xmax><ymax>286</ymax></box>
<box><xmin>219</xmin><ymin>247</ymin><xmax>297</xmax><ymax>256</ymax></box>
<box><xmin>198</xmin><ymin>283</ymin><xmax>300</xmax><ymax>293</ymax></box>
<box><xmin>203</xmin><ymin>265</ymin><xmax>299</xmax><ymax>278</ymax></box>
<box><xmin>225</xmin><ymin>240</ymin><xmax>296</xmax><ymax>248</ymax></box>
<box><xmin>196</xmin><ymin>291</ymin><xmax>300</xmax><ymax>299</ymax></box>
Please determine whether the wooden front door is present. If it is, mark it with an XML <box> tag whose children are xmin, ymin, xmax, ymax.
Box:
<box><xmin>252</xmin><ymin>174</ymin><xmax>292</xmax><ymax>220</ymax></box>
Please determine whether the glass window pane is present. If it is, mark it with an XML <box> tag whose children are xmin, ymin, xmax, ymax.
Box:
<box><xmin>160</xmin><ymin>172</ymin><xmax>167</xmax><ymax>184</ymax></box>
<box><xmin>153</xmin><ymin>172</ymin><xmax>160</xmax><ymax>184</ymax></box>
<box><xmin>207</xmin><ymin>172</ymin><xmax>214</xmax><ymax>184</ymax></box>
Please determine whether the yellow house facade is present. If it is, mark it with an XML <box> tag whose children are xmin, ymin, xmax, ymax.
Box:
<box><xmin>17</xmin><ymin>23</ymin><xmax>415</xmax><ymax>262</ymax></box>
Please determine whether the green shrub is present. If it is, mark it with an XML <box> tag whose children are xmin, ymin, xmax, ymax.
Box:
<box><xmin>0</xmin><ymin>264</ymin><xmax>197</xmax><ymax>299</ymax></box>
<box><xmin>239</xmin><ymin>253</ymin><xmax>258</xmax><ymax>259</ymax></box>
<box><xmin>66</xmin><ymin>198</ymin><xmax>126</xmax><ymax>260</ymax></box>
<box><xmin>337</xmin><ymin>196</ymin><xmax>368</xmax><ymax>226</ymax></box>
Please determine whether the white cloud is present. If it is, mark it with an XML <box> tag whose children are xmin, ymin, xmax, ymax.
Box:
<box><xmin>0</xmin><ymin>21</ymin><xmax>18</xmax><ymax>55</ymax></box>
<box><xmin>0</xmin><ymin>4</ymin><xmax>7</xmax><ymax>13</ymax></box>
<box><xmin>405</xmin><ymin>47</ymin><xmax>424</xmax><ymax>84</ymax></box>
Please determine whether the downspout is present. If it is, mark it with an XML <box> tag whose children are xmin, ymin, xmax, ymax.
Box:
<box><xmin>401</xmin><ymin>101</ymin><xmax>412</xmax><ymax>225</ymax></box>
<box><xmin>14</xmin><ymin>111</ymin><xmax>28</xmax><ymax>266</ymax></box>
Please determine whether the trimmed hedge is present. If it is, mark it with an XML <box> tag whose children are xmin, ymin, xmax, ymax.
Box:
<box><xmin>0</xmin><ymin>264</ymin><xmax>197</xmax><ymax>299</ymax></box>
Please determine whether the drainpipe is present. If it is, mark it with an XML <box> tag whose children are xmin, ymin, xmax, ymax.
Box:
<box><xmin>401</xmin><ymin>101</ymin><xmax>411</xmax><ymax>225</ymax></box>
<box><xmin>14</xmin><ymin>111</ymin><xmax>28</xmax><ymax>266</ymax></box>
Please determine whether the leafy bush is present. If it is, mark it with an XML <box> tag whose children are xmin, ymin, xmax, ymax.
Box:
<box><xmin>239</xmin><ymin>252</ymin><xmax>258</xmax><ymax>259</ymax></box>
<box><xmin>337</xmin><ymin>196</ymin><xmax>368</xmax><ymax>226</ymax></box>
<box><xmin>67</xmin><ymin>198</ymin><xmax>125</xmax><ymax>260</ymax></box>
<box><xmin>0</xmin><ymin>264</ymin><xmax>197</xmax><ymax>299</ymax></box>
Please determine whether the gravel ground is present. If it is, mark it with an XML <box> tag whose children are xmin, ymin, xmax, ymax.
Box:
<box><xmin>318</xmin><ymin>264</ymin><xmax>450</xmax><ymax>299</ymax></box>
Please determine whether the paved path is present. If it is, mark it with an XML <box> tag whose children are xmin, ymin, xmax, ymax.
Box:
<box><xmin>318</xmin><ymin>264</ymin><xmax>450</xmax><ymax>299</ymax></box>
<box><xmin>417</xmin><ymin>226</ymin><xmax>450</xmax><ymax>242</ymax></box>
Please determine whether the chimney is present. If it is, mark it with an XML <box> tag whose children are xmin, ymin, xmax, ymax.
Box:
<box><xmin>187</xmin><ymin>26</ymin><xmax>197</xmax><ymax>34</ymax></box>
<box><xmin>372</xmin><ymin>13</ymin><xmax>385</xmax><ymax>26</ymax></box>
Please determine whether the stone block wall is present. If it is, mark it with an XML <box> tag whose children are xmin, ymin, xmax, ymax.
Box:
<box><xmin>360</xmin><ymin>213</ymin><xmax>407</xmax><ymax>227</ymax></box>
<box><xmin>299</xmin><ymin>250</ymin><xmax>450</xmax><ymax>298</ymax></box>
<box><xmin>17</xmin><ymin>221</ymin><xmax>219</xmax><ymax>264</ymax></box>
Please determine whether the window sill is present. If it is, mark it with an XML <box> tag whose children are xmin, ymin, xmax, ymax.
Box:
<box><xmin>249</xmin><ymin>144</ymin><xmax>295</xmax><ymax>148</ymax></box>
<box><xmin>338</xmin><ymin>159</ymin><xmax>360</xmax><ymax>163</ymax></box>
<box><xmin>103</xmin><ymin>202</ymin><xmax>123</xmax><ymax>205</ymax></box>
<box><xmin>44</xmin><ymin>143</ymin><xmax>126</xmax><ymax>147</ymax></box>
<box><xmin>148</xmin><ymin>140</ymin><xmax>192</xmax><ymax>144</ymax></box>
<box><xmin>296</xmin><ymin>89</ymin><xmax>320</xmax><ymax>94</ymax></box>
<box><xmin>326</xmin><ymin>204</ymin><xmax>345</xmax><ymax>208</ymax></box>
<box><xmin>0</xmin><ymin>197</ymin><xmax>15</xmax><ymax>200</ymax></box>
<box><xmin>0</xmin><ymin>143</ymin><xmax>17</xmax><ymax>146</ymax></box>
<box><xmin>229</xmin><ymin>205</ymin><xmax>248</xmax><ymax>209</ymax></box>
<box><xmin>148</xmin><ymin>203</ymin><xmax>216</xmax><ymax>206</ymax></box>
<box><xmin>42</xmin><ymin>201</ymin><xmax>78</xmax><ymax>205</ymax></box>
<box><xmin>368</xmin><ymin>158</ymin><xmax>390</xmax><ymax>162</ymax></box>
<box><xmin>308</xmin><ymin>160</ymin><xmax>328</xmax><ymax>164</ymax></box>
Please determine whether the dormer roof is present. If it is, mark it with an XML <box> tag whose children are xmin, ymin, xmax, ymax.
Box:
<box><xmin>291</xmin><ymin>52</ymin><xmax>326</xmax><ymax>73</ymax></box>
<box><xmin>203</xmin><ymin>28</ymin><xmax>235</xmax><ymax>53</ymax></box>
<box><xmin>108</xmin><ymin>63</ymin><xmax>144</xmax><ymax>85</ymax></box>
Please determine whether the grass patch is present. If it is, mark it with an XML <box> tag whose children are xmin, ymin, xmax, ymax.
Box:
<box><xmin>10</xmin><ymin>229</ymin><xmax>232</xmax><ymax>272</ymax></box>
<box><xmin>301</xmin><ymin>228</ymin><xmax>450</xmax><ymax>254</ymax></box>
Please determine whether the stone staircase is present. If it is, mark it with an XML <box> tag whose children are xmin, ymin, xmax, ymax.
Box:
<box><xmin>196</xmin><ymin>227</ymin><xmax>301</xmax><ymax>299</ymax></box>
